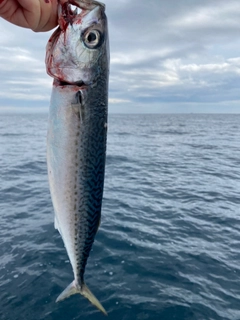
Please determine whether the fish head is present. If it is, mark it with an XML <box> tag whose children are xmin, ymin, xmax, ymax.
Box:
<box><xmin>46</xmin><ymin>1</ymin><xmax>109</xmax><ymax>86</ymax></box>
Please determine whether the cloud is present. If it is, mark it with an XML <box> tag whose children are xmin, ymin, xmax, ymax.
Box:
<box><xmin>109</xmin><ymin>98</ymin><xmax>131</xmax><ymax>104</ymax></box>
<box><xmin>0</xmin><ymin>0</ymin><xmax>240</xmax><ymax>113</ymax></box>
<box><xmin>170</xmin><ymin>2</ymin><xmax>240</xmax><ymax>30</ymax></box>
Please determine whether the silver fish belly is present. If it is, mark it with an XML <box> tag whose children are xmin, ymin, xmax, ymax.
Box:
<box><xmin>46</xmin><ymin>0</ymin><xmax>109</xmax><ymax>315</ymax></box>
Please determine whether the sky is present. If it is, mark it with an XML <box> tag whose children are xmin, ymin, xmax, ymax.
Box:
<box><xmin>0</xmin><ymin>0</ymin><xmax>240</xmax><ymax>113</ymax></box>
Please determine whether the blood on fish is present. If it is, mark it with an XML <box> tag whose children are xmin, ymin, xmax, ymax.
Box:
<box><xmin>44</xmin><ymin>0</ymin><xmax>50</xmax><ymax>3</ymax></box>
<box><xmin>73</xmin><ymin>18</ymin><xmax>83</xmax><ymax>25</ymax></box>
<box><xmin>59</xmin><ymin>2</ymin><xmax>75</xmax><ymax>31</ymax></box>
<box><xmin>58</xmin><ymin>1</ymin><xmax>87</xmax><ymax>31</ymax></box>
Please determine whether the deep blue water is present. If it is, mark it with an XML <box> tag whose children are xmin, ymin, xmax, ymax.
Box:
<box><xmin>0</xmin><ymin>113</ymin><xmax>240</xmax><ymax>320</ymax></box>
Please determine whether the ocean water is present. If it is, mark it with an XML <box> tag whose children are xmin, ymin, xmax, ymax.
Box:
<box><xmin>0</xmin><ymin>113</ymin><xmax>240</xmax><ymax>320</ymax></box>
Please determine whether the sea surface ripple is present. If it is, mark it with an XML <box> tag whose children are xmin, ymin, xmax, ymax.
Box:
<box><xmin>0</xmin><ymin>113</ymin><xmax>240</xmax><ymax>320</ymax></box>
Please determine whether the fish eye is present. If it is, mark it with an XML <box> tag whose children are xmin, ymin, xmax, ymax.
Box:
<box><xmin>83</xmin><ymin>30</ymin><xmax>103</xmax><ymax>49</ymax></box>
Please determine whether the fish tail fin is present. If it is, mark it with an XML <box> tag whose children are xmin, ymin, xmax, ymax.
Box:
<box><xmin>81</xmin><ymin>282</ymin><xmax>108</xmax><ymax>316</ymax></box>
<box><xmin>56</xmin><ymin>280</ymin><xmax>78</xmax><ymax>302</ymax></box>
<box><xmin>56</xmin><ymin>280</ymin><xmax>107</xmax><ymax>316</ymax></box>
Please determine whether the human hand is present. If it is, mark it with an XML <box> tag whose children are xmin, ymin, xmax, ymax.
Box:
<box><xmin>0</xmin><ymin>0</ymin><xmax>65</xmax><ymax>32</ymax></box>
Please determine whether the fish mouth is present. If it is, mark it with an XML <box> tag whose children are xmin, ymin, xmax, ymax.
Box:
<box><xmin>58</xmin><ymin>0</ymin><xmax>105</xmax><ymax>30</ymax></box>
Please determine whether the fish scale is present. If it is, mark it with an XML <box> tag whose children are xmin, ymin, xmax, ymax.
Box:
<box><xmin>46</xmin><ymin>0</ymin><xmax>109</xmax><ymax>315</ymax></box>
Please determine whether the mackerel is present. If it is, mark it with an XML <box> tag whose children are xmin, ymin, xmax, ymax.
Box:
<box><xmin>45</xmin><ymin>0</ymin><xmax>109</xmax><ymax>315</ymax></box>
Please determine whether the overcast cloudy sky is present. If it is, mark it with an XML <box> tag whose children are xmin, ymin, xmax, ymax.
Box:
<box><xmin>0</xmin><ymin>0</ymin><xmax>240</xmax><ymax>113</ymax></box>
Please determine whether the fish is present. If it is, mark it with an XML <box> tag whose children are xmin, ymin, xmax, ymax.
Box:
<box><xmin>45</xmin><ymin>0</ymin><xmax>109</xmax><ymax>315</ymax></box>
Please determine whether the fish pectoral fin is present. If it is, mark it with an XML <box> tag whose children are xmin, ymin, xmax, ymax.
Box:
<box><xmin>56</xmin><ymin>280</ymin><xmax>107</xmax><ymax>316</ymax></box>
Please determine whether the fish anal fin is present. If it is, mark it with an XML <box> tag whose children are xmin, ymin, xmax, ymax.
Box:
<box><xmin>54</xmin><ymin>216</ymin><xmax>63</xmax><ymax>237</ymax></box>
<box><xmin>54</xmin><ymin>216</ymin><xmax>58</xmax><ymax>230</ymax></box>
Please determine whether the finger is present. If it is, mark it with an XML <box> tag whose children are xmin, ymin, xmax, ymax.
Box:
<box><xmin>0</xmin><ymin>0</ymin><xmax>58</xmax><ymax>32</ymax></box>
<box><xmin>18</xmin><ymin>0</ymin><xmax>57</xmax><ymax>31</ymax></box>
